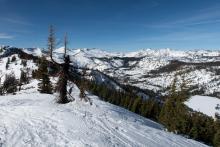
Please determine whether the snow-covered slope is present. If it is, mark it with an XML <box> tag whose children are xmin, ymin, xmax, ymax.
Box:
<box><xmin>185</xmin><ymin>95</ymin><xmax>220</xmax><ymax>118</ymax></box>
<box><xmin>0</xmin><ymin>83</ymin><xmax>208</xmax><ymax>147</ymax></box>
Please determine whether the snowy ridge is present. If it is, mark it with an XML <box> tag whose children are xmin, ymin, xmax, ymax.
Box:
<box><xmin>2</xmin><ymin>46</ymin><xmax>220</xmax><ymax>96</ymax></box>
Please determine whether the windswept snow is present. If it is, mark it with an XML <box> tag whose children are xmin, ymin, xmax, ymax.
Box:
<box><xmin>185</xmin><ymin>95</ymin><xmax>220</xmax><ymax>118</ymax></box>
<box><xmin>0</xmin><ymin>85</ymin><xmax>208</xmax><ymax>147</ymax></box>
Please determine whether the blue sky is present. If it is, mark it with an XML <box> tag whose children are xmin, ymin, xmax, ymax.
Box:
<box><xmin>1</xmin><ymin>0</ymin><xmax>220</xmax><ymax>51</ymax></box>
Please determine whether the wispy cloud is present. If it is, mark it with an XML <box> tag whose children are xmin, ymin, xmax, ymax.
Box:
<box><xmin>145</xmin><ymin>6</ymin><xmax>220</xmax><ymax>29</ymax></box>
<box><xmin>0</xmin><ymin>33</ymin><xmax>14</xmax><ymax>39</ymax></box>
<box><xmin>0</xmin><ymin>17</ymin><xmax>31</xmax><ymax>26</ymax></box>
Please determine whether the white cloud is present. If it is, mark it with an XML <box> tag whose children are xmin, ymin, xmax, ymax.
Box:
<box><xmin>0</xmin><ymin>33</ymin><xmax>14</xmax><ymax>39</ymax></box>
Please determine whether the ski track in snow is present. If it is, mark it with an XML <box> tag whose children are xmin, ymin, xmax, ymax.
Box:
<box><xmin>0</xmin><ymin>91</ymin><xmax>208</xmax><ymax>147</ymax></box>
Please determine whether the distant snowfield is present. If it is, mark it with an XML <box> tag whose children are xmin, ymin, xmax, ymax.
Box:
<box><xmin>185</xmin><ymin>95</ymin><xmax>220</xmax><ymax>118</ymax></box>
<box><xmin>0</xmin><ymin>87</ymin><xmax>207</xmax><ymax>147</ymax></box>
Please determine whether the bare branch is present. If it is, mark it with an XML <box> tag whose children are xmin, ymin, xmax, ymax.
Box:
<box><xmin>64</xmin><ymin>33</ymin><xmax>68</xmax><ymax>58</ymax></box>
<box><xmin>48</xmin><ymin>25</ymin><xmax>60</xmax><ymax>65</ymax></box>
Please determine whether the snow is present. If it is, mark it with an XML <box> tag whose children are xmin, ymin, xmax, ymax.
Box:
<box><xmin>0</xmin><ymin>54</ymin><xmax>37</xmax><ymax>83</ymax></box>
<box><xmin>22</xmin><ymin>48</ymin><xmax>42</xmax><ymax>57</ymax></box>
<box><xmin>0</xmin><ymin>85</ymin><xmax>208</xmax><ymax>147</ymax></box>
<box><xmin>185</xmin><ymin>95</ymin><xmax>220</xmax><ymax>118</ymax></box>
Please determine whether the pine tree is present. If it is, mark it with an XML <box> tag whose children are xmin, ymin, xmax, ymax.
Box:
<box><xmin>21</xmin><ymin>59</ymin><xmax>27</xmax><ymax>67</ymax></box>
<box><xmin>3</xmin><ymin>73</ymin><xmax>18</xmax><ymax>94</ymax></box>
<box><xmin>214</xmin><ymin>130</ymin><xmax>220</xmax><ymax>147</ymax></box>
<box><xmin>79</xmin><ymin>69</ymin><xmax>87</xmax><ymax>101</ymax></box>
<box><xmin>0</xmin><ymin>47</ymin><xmax>3</xmax><ymax>53</ymax></box>
<box><xmin>6</xmin><ymin>58</ymin><xmax>10</xmax><ymax>69</ymax></box>
<box><xmin>11</xmin><ymin>56</ymin><xmax>16</xmax><ymax>62</ymax></box>
<box><xmin>38</xmin><ymin>73</ymin><xmax>53</xmax><ymax>94</ymax></box>
<box><xmin>20</xmin><ymin>70</ymin><xmax>29</xmax><ymax>84</ymax></box>
<box><xmin>131</xmin><ymin>97</ymin><xmax>141</xmax><ymax>113</ymax></box>
<box><xmin>159</xmin><ymin>76</ymin><xmax>178</xmax><ymax>131</ymax></box>
<box><xmin>37</xmin><ymin>57</ymin><xmax>53</xmax><ymax>94</ymax></box>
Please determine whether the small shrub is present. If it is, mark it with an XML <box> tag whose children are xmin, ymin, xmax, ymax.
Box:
<box><xmin>11</xmin><ymin>56</ymin><xmax>16</xmax><ymax>62</ymax></box>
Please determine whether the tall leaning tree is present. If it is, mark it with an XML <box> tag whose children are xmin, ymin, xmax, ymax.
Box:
<box><xmin>48</xmin><ymin>25</ymin><xmax>71</xmax><ymax>104</ymax></box>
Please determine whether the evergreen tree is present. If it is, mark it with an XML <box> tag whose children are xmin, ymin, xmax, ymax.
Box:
<box><xmin>79</xmin><ymin>69</ymin><xmax>87</xmax><ymax>101</ymax></box>
<box><xmin>214</xmin><ymin>130</ymin><xmax>220</xmax><ymax>147</ymax></box>
<box><xmin>3</xmin><ymin>73</ymin><xmax>18</xmax><ymax>94</ymax></box>
<box><xmin>20</xmin><ymin>70</ymin><xmax>29</xmax><ymax>84</ymax></box>
<box><xmin>38</xmin><ymin>73</ymin><xmax>53</xmax><ymax>94</ymax></box>
<box><xmin>6</xmin><ymin>58</ymin><xmax>10</xmax><ymax>69</ymax></box>
<box><xmin>37</xmin><ymin>57</ymin><xmax>53</xmax><ymax>94</ymax></box>
<box><xmin>0</xmin><ymin>47</ymin><xmax>3</xmax><ymax>53</ymax></box>
<box><xmin>159</xmin><ymin>76</ymin><xmax>178</xmax><ymax>131</ymax></box>
<box><xmin>21</xmin><ymin>59</ymin><xmax>27</xmax><ymax>67</ymax></box>
<box><xmin>11</xmin><ymin>56</ymin><xmax>16</xmax><ymax>62</ymax></box>
<box><xmin>131</xmin><ymin>97</ymin><xmax>141</xmax><ymax>113</ymax></box>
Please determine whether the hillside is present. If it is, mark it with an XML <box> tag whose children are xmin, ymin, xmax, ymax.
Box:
<box><xmin>0</xmin><ymin>82</ymin><xmax>208</xmax><ymax>147</ymax></box>
<box><xmin>0</xmin><ymin>46</ymin><xmax>219</xmax><ymax>146</ymax></box>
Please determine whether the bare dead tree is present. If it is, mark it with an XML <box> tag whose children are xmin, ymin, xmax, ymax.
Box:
<box><xmin>48</xmin><ymin>26</ymin><xmax>92</xmax><ymax>104</ymax></box>
<box><xmin>48</xmin><ymin>26</ymin><xmax>70</xmax><ymax>104</ymax></box>
<box><xmin>48</xmin><ymin>25</ymin><xmax>56</xmax><ymax>62</ymax></box>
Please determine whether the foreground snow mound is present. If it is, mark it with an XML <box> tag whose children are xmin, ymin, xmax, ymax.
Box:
<box><xmin>0</xmin><ymin>92</ymin><xmax>207</xmax><ymax>147</ymax></box>
<box><xmin>185</xmin><ymin>95</ymin><xmax>220</xmax><ymax>118</ymax></box>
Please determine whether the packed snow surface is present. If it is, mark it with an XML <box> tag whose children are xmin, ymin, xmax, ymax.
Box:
<box><xmin>185</xmin><ymin>95</ymin><xmax>220</xmax><ymax>118</ymax></box>
<box><xmin>0</xmin><ymin>87</ymin><xmax>208</xmax><ymax>147</ymax></box>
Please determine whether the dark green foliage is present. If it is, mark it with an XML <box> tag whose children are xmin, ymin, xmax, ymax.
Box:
<box><xmin>79</xmin><ymin>69</ymin><xmax>87</xmax><ymax>101</ymax></box>
<box><xmin>79</xmin><ymin>78</ymin><xmax>161</xmax><ymax>121</ymax></box>
<box><xmin>20</xmin><ymin>70</ymin><xmax>29</xmax><ymax>85</ymax></box>
<box><xmin>37</xmin><ymin>57</ymin><xmax>48</xmax><ymax>78</ymax></box>
<box><xmin>3</xmin><ymin>73</ymin><xmax>18</xmax><ymax>94</ymax></box>
<box><xmin>11</xmin><ymin>56</ymin><xmax>16</xmax><ymax>62</ymax></box>
<box><xmin>38</xmin><ymin>73</ymin><xmax>53</xmax><ymax>94</ymax></box>
<box><xmin>0</xmin><ymin>86</ymin><xmax>3</xmax><ymax>95</ymax></box>
<box><xmin>31</xmin><ymin>70</ymin><xmax>37</xmax><ymax>79</ymax></box>
<box><xmin>140</xmin><ymin>98</ymin><xmax>161</xmax><ymax>120</ymax></box>
<box><xmin>21</xmin><ymin>59</ymin><xmax>27</xmax><ymax>67</ymax></box>
<box><xmin>131</xmin><ymin>97</ymin><xmax>141</xmax><ymax>113</ymax></box>
<box><xmin>37</xmin><ymin>57</ymin><xmax>53</xmax><ymax>94</ymax></box>
<box><xmin>159</xmin><ymin>76</ymin><xmax>181</xmax><ymax>132</ymax></box>
<box><xmin>6</xmin><ymin>58</ymin><xmax>10</xmax><ymax>69</ymax></box>
<box><xmin>187</xmin><ymin>112</ymin><xmax>216</xmax><ymax>144</ymax></box>
<box><xmin>55</xmin><ymin>55</ymin><xmax>70</xmax><ymax>104</ymax></box>
<box><xmin>214</xmin><ymin>130</ymin><xmax>220</xmax><ymax>147</ymax></box>
<box><xmin>0</xmin><ymin>47</ymin><xmax>3</xmax><ymax>53</ymax></box>
<box><xmin>158</xmin><ymin>74</ymin><xmax>220</xmax><ymax>146</ymax></box>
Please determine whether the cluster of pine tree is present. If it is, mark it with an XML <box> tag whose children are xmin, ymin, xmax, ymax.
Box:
<box><xmin>36</xmin><ymin>57</ymin><xmax>53</xmax><ymax>94</ymax></box>
<box><xmin>5</xmin><ymin>58</ymin><xmax>10</xmax><ymax>69</ymax></box>
<box><xmin>76</xmin><ymin>77</ymin><xmax>161</xmax><ymax>121</ymax></box>
<box><xmin>74</xmin><ymin>72</ymin><xmax>220</xmax><ymax>146</ymax></box>
<box><xmin>159</xmin><ymin>75</ymin><xmax>220</xmax><ymax>146</ymax></box>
